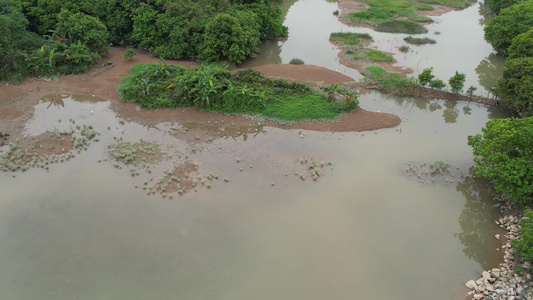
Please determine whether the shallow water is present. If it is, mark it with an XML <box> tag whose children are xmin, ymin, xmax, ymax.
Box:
<box><xmin>0</xmin><ymin>91</ymin><xmax>510</xmax><ymax>299</ymax></box>
<box><xmin>241</xmin><ymin>0</ymin><xmax>505</xmax><ymax>96</ymax></box>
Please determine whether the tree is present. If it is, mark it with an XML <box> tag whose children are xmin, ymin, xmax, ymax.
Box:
<box><xmin>418</xmin><ymin>67</ymin><xmax>435</xmax><ymax>87</ymax></box>
<box><xmin>484</xmin><ymin>2</ymin><xmax>533</xmax><ymax>54</ymax></box>
<box><xmin>55</xmin><ymin>9</ymin><xmax>110</xmax><ymax>55</ymax></box>
<box><xmin>467</xmin><ymin>117</ymin><xmax>533</xmax><ymax>205</ymax></box>
<box><xmin>201</xmin><ymin>12</ymin><xmax>261</xmax><ymax>64</ymax></box>
<box><xmin>448</xmin><ymin>71</ymin><xmax>466</xmax><ymax>93</ymax></box>
<box><xmin>507</xmin><ymin>28</ymin><xmax>533</xmax><ymax>61</ymax></box>
<box><xmin>498</xmin><ymin>57</ymin><xmax>533</xmax><ymax>116</ymax></box>
<box><xmin>486</xmin><ymin>0</ymin><xmax>526</xmax><ymax>14</ymax></box>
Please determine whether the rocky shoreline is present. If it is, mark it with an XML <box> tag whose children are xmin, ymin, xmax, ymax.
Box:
<box><xmin>465</xmin><ymin>214</ymin><xmax>533</xmax><ymax>299</ymax></box>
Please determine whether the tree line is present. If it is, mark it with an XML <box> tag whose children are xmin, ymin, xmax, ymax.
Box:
<box><xmin>469</xmin><ymin>0</ymin><xmax>533</xmax><ymax>269</ymax></box>
<box><xmin>0</xmin><ymin>0</ymin><xmax>287</xmax><ymax>82</ymax></box>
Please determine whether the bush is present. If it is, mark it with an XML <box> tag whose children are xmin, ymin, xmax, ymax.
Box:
<box><xmin>289</xmin><ymin>58</ymin><xmax>304</xmax><ymax>65</ymax></box>
<box><xmin>375</xmin><ymin>20</ymin><xmax>428</xmax><ymax>34</ymax></box>
<box><xmin>399</xmin><ymin>45</ymin><xmax>410</xmax><ymax>52</ymax></box>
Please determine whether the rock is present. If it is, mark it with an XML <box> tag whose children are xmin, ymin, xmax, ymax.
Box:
<box><xmin>496</xmin><ymin>233</ymin><xmax>501</xmax><ymax>239</ymax></box>
<box><xmin>496</xmin><ymin>288</ymin><xmax>506</xmax><ymax>295</ymax></box>
<box><xmin>473</xmin><ymin>294</ymin><xmax>483</xmax><ymax>299</ymax></box>
<box><xmin>486</xmin><ymin>284</ymin><xmax>495</xmax><ymax>292</ymax></box>
<box><xmin>523</xmin><ymin>261</ymin><xmax>532</xmax><ymax>270</ymax></box>
<box><xmin>466</xmin><ymin>280</ymin><xmax>478</xmax><ymax>289</ymax></box>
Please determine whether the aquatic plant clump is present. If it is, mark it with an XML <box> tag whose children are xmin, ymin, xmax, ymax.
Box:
<box><xmin>296</xmin><ymin>157</ymin><xmax>333</xmax><ymax>181</ymax></box>
<box><xmin>402</xmin><ymin>160</ymin><xmax>458</xmax><ymax>185</ymax></box>
<box><xmin>108</xmin><ymin>139</ymin><xmax>163</xmax><ymax>165</ymax></box>
<box><xmin>404</xmin><ymin>36</ymin><xmax>437</xmax><ymax>45</ymax></box>
<box><xmin>0</xmin><ymin>123</ymin><xmax>99</xmax><ymax>173</ymax></box>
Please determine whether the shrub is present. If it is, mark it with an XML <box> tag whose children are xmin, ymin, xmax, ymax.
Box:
<box><xmin>404</xmin><ymin>36</ymin><xmax>436</xmax><ymax>45</ymax></box>
<box><xmin>289</xmin><ymin>58</ymin><xmax>304</xmax><ymax>65</ymax></box>
<box><xmin>124</xmin><ymin>47</ymin><xmax>137</xmax><ymax>60</ymax></box>
<box><xmin>429</xmin><ymin>79</ymin><xmax>446</xmax><ymax>89</ymax></box>
<box><xmin>375</xmin><ymin>20</ymin><xmax>428</xmax><ymax>34</ymax></box>
<box><xmin>399</xmin><ymin>45</ymin><xmax>410</xmax><ymax>52</ymax></box>
<box><xmin>512</xmin><ymin>209</ymin><xmax>533</xmax><ymax>269</ymax></box>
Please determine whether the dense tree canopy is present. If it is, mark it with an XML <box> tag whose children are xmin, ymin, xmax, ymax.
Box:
<box><xmin>486</xmin><ymin>0</ymin><xmax>526</xmax><ymax>13</ymax></box>
<box><xmin>468</xmin><ymin>117</ymin><xmax>533</xmax><ymax>205</ymax></box>
<box><xmin>484</xmin><ymin>1</ymin><xmax>533</xmax><ymax>54</ymax></box>
<box><xmin>498</xmin><ymin>57</ymin><xmax>533</xmax><ymax>117</ymax></box>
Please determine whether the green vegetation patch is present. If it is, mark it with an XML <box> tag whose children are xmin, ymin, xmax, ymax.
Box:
<box><xmin>404</xmin><ymin>36</ymin><xmax>437</xmax><ymax>45</ymax></box>
<box><xmin>347</xmin><ymin>6</ymin><xmax>432</xmax><ymax>25</ymax></box>
<box><xmin>362</xmin><ymin>65</ymin><xmax>418</xmax><ymax>96</ymax></box>
<box><xmin>119</xmin><ymin>62</ymin><xmax>360</xmax><ymax>122</ymax></box>
<box><xmin>366</xmin><ymin>50</ymin><xmax>395</xmax><ymax>62</ymax></box>
<box><xmin>260</xmin><ymin>93</ymin><xmax>339</xmax><ymax>122</ymax></box>
<box><xmin>329</xmin><ymin>32</ymin><xmax>373</xmax><ymax>45</ymax></box>
<box><xmin>375</xmin><ymin>20</ymin><xmax>428</xmax><ymax>34</ymax></box>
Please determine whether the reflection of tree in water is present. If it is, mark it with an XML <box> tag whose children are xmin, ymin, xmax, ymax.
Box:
<box><xmin>478</xmin><ymin>1</ymin><xmax>496</xmax><ymax>27</ymax></box>
<box><xmin>455</xmin><ymin>171</ymin><xmax>502</xmax><ymax>270</ymax></box>
<box><xmin>41</xmin><ymin>94</ymin><xmax>66</xmax><ymax>109</ymax></box>
<box><xmin>442</xmin><ymin>101</ymin><xmax>459</xmax><ymax>123</ymax></box>
<box><xmin>463</xmin><ymin>106</ymin><xmax>472</xmax><ymax>115</ymax></box>
<box><xmin>475</xmin><ymin>53</ymin><xmax>506</xmax><ymax>97</ymax></box>
<box><xmin>429</xmin><ymin>101</ymin><xmax>442</xmax><ymax>112</ymax></box>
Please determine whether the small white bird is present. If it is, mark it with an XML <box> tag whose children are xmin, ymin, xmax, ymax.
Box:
<box><xmin>299</xmin><ymin>131</ymin><xmax>305</xmax><ymax>138</ymax></box>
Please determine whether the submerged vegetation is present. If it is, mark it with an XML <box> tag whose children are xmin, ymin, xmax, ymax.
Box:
<box><xmin>404</xmin><ymin>36</ymin><xmax>436</xmax><ymax>45</ymax></box>
<box><xmin>119</xmin><ymin>62</ymin><xmax>359</xmax><ymax>122</ymax></box>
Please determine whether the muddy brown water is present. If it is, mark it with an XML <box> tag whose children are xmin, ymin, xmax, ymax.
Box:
<box><xmin>1</xmin><ymin>90</ymin><xmax>511</xmax><ymax>299</ymax></box>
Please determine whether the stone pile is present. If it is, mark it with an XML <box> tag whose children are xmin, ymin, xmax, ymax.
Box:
<box><xmin>465</xmin><ymin>215</ymin><xmax>533</xmax><ymax>300</ymax></box>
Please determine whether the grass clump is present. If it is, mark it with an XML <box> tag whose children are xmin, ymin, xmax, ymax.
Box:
<box><xmin>404</xmin><ymin>36</ymin><xmax>436</xmax><ymax>45</ymax></box>
<box><xmin>289</xmin><ymin>58</ymin><xmax>304</xmax><ymax>65</ymax></box>
<box><xmin>375</xmin><ymin>20</ymin><xmax>428</xmax><ymax>34</ymax></box>
<box><xmin>330</xmin><ymin>32</ymin><xmax>373</xmax><ymax>45</ymax></box>
<box><xmin>347</xmin><ymin>7</ymin><xmax>432</xmax><ymax>25</ymax></box>
<box><xmin>260</xmin><ymin>94</ymin><xmax>339</xmax><ymax>122</ymax></box>
<box><xmin>362</xmin><ymin>65</ymin><xmax>418</xmax><ymax>96</ymax></box>
<box><xmin>366</xmin><ymin>50</ymin><xmax>394</xmax><ymax>62</ymax></box>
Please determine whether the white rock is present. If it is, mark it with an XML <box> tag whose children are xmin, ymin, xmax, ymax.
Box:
<box><xmin>473</xmin><ymin>294</ymin><xmax>483</xmax><ymax>299</ymax></box>
<box><xmin>523</xmin><ymin>261</ymin><xmax>532</xmax><ymax>270</ymax></box>
<box><xmin>466</xmin><ymin>280</ymin><xmax>477</xmax><ymax>289</ymax></box>
<box><xmin>496</xmin><ymin>233</ymin><xmax>501</xmax><ymax>239</ymax></box>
